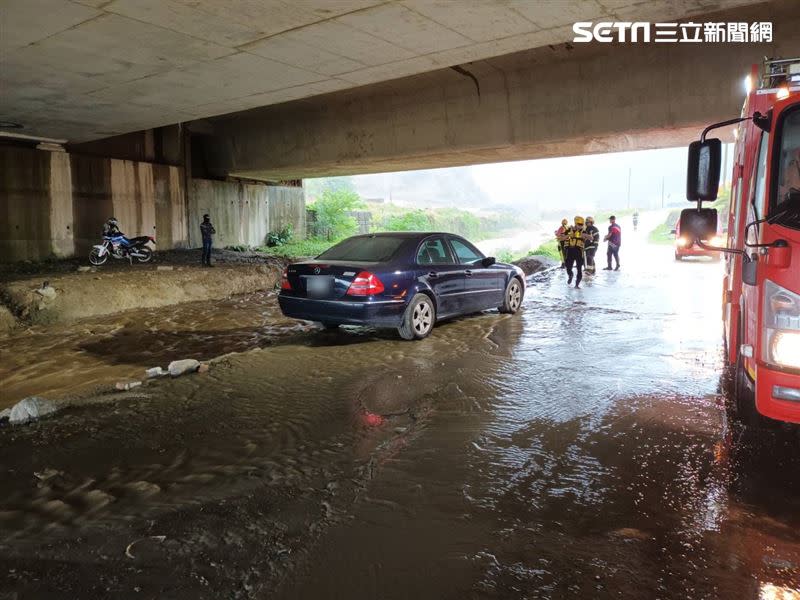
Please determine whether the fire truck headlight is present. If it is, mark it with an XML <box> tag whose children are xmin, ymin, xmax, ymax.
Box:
<box><xmin>676</xmin><ymin>236</ymin><xmax>689</xmax><ymax>247</ymax></box>
<box><xmin>772</xmin><ymin>331</ymin><xmax>800</xmax><ymax>370</ymax></box>
<box><xmin>710</xmin><ymin>236</ymin><xmax>725</xmax><ymax>247</ymax></box>
<box><xmin>763</xmin><ymin>280</ymin><xmax>800</xmax><ymax>370</ymax></box>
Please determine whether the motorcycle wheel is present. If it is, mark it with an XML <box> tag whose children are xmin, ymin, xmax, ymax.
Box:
<box><xmin>89</xmin><ymin>248</ymin><xmax>108</xmax><ymax>265</ymax></box>
<box><xmin>135</xmin><ymin>247</ymin><xmax>153</xmax><ymax>263</ymax></box>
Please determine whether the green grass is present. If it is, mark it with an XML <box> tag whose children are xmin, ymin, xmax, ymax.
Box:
<box><xmin>648</xmin><ymin>223</ymin><xmax>675</xmax><ymax>245</ymax></box>
<box><xmin>495</xmin><ymin>248</ymin><xmax>515</xmax><ymax>264</ymax></box>
<box><xmin>528</xmin><ymin>239</ymin><xmax>562</xmax><ymax>261</ymax></box>
<box><xmin>254</xmin><ymin>238</ymin><xmax>336</xmax><ymax>258</ymax></box>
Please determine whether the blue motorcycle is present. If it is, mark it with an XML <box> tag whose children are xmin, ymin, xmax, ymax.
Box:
<box><xmin>89</xmin><ymin>233</ymin><xmax>155</xmax><ymax>265</ymax></box>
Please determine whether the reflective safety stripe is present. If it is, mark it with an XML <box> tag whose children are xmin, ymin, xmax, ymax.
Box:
<box><xmin>564</xmin><ymin>227</ymin><xmax>585</xmax><ymax>249</ymax></box>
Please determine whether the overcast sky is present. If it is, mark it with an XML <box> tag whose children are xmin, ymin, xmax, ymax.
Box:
<box><xmin>347</xmin><ymin>144</ymin><xmax>734</xmax><ymax>215</ymax></box>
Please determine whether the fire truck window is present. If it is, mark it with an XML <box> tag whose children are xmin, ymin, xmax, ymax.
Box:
<box><xmin>753</xmin><ymin>131</ymin><xmax>769</xmax><ymax>220</ymax></box>
<box><xmin>776</xmin><ymin>109</ymin><xmax>800</xmax><ymax>213</ymax></box>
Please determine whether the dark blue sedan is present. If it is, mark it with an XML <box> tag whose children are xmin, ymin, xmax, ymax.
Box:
<box><xmin>278</xmin><ymin>232</ymin><xmax>525</xmax><ymax>340</ymax></box>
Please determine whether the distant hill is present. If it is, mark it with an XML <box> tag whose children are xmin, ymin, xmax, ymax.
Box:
<box><xmin>352</xmin><ymin>168</ymin><xmax>491</xmax><ymax>209</ymax></box>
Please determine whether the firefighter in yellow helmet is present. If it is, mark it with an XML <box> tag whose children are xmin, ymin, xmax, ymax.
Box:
<box><xmin>554</xmin><ymin>218</ymin><xmax>569</xmax><ymax>268</ymax></box>
<box><xmin>584</xmin><ymin>216</ymin><xmax>600</xmax><ymax>274</ymax></box>
<box><xmin>557</xmin><ymin>215</ymin><xmax>591</xmax><ymax>288</ymax></box>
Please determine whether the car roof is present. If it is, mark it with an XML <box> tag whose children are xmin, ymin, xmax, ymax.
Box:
<box><xmin>348</xmin><ymin>232</ymin><xmax>463</xmax><ymax>240</ymax></box>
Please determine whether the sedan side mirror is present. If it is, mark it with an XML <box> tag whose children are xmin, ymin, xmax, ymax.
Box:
<box><xmin>481</xmin><ymin>256</ymin><xmax>496</xmax><ymax>267</ymax></box>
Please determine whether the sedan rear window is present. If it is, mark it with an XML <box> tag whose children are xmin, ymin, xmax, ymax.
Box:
<box><xmin>317</xmin><ymin>236</ymin><xmax>405</xmax><ymax>262</ymax></box>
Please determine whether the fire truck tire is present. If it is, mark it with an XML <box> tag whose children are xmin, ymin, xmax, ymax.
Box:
<box><xmin>732</xmin><ymin>313</ymin><xmax>770</xmax><ymax>429</ymax></box>
<box><xmin>733</xmin><ymin>350</ymin><xmax>759</xmax><ymax>427</ymax></box>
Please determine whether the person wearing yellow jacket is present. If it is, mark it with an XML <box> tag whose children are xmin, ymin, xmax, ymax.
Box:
<box><xmin>557</xmin><ymin>216</ymin><xmax>591</xmax><ymax>288</ymax></box>
<box><xmin>554</xmin><ymin>218</ymin><xmax>568</xmax><ymax>268</ymax></box>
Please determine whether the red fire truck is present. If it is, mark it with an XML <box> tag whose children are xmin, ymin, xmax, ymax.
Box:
<box><xmin>682</xmin><ymin>57</ymin><xmax>800</xmax><ymax>426</ymax></box>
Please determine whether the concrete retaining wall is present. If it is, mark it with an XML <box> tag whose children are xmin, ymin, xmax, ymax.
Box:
<box><xmin>188</xmin><ymin>179</ymin><xmax>305</xmax><ymax>248</ymax></box>
<box><xmin>1</xmin><ymin>145</ymin><xmax>304</xmax><ymax>261</ymax></box>
<box><xmin>1</xmin><ymin>146</ymin><xmax>187</xmax><ymax>261</ymax></box>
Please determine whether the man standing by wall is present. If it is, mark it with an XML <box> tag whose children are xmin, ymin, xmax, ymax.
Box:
<box><xmin>603</xmin><ymin>215</ymin><xmax>622</xmax><ymax>271</ymax></box>
<box><xmin>200</xmin><ymin>213</ymin><xmax>216</xmax><ymax>267</ymax></box>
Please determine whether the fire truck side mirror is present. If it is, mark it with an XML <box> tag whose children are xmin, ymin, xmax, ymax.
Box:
<box><xmin>687</xmin><ymin>138</ymin><xmax>722</xmax><ymax>201</ymax></box>
<box><xmin>678</xmin><ymin>207</ymin><xmax>718</xmax><ymax>243</ymax></box>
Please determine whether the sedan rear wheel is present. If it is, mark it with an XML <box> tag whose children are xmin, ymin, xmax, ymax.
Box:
<box><xmin>499</xmin><ymin>277</ymin><xmax>523</xmax><ymax>314</ymax></box>
<box><xmin>398</xmin><ymin>293</ymin><xmax>435</xmax><ymax>340</ymax></box>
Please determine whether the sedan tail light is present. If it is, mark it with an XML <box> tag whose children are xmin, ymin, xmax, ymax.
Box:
<box><xmin>346</xmin><ymin>271</ymin><xmax>384</xmax><ymax>296</ymax></box>
<box><xmin>281</xmin><ymin>268</ymin><xmax>292</xmax><ymax>290</ymax></box>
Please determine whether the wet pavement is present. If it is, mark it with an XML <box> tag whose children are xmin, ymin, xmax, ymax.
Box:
<box><xmin>1</xmin><ymin>231</ymin><xmax>800</xmax><ymax>599</ymax></box>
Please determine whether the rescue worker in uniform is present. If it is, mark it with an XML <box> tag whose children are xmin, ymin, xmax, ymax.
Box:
<box><xmin>558</xmin><ymin>216</ymin><xmax>590</xmax><ymax>288</ymax></box>
<box><xmin>583</xmin><ymin>216</ymin><xmax>600</xmax><ymax>274</ymax></box>
<box><xmin>603</xmin><ymin>215</ymin><xmax>622</xmax><ymax>271</ymax></box>
<box><xmin>554</xmin><ymin>218</ymin><xmax>568</xmax><ymax>268</ymax></box>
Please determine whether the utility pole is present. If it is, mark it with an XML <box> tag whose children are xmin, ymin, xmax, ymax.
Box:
<box><xmin>626</xmin><ymin>167</ymin><xmax>631</xmax><ymax>210</ymax></box>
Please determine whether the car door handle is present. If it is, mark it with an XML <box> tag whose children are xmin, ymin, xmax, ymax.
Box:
<box><xmin>427</xmin><ymin>271</ymin><xmax>439</xmax><ymax>279</ymax></box>
<box><xmin>464</xmin><ymin>270</ymin><xmax>473</xmax><ymax>277</ymax></box>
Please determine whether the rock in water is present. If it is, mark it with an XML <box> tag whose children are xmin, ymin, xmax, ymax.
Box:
<box><xmin>35</xmin><ymin>286</ymin><xmax>57</xmax><ymax>299</ymax></box>
<box><xmin>168</xmin><ymin>359</ymin><xmax>201</xmax><ymax>376</ymax></box>
<box><xmin>115</xmin><ymin>380</ymin><xmax>143</xmax><ymax>391</ymax></box>
<box><xmin>145</xmin><ymin>367</ymin><xmax>167</xmax><ymax>378</ymax></box>
<box><xmin>9</xmin><ymin>397</ymin><xmax>59</xmax><ymax>424</ymax></box>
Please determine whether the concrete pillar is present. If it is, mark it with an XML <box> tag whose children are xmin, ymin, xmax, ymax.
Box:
<box><xmin>49</xmin><ymin>151</ymin><xmax>74</xmax><ymax>257</ymax></box>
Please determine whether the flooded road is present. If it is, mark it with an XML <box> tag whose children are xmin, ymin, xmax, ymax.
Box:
<box><xmin>1</xmin><ymin>233</ymin><xmax>800</xmax><ymax>599</ymax></box>
<box><xmin>0</xmin><ymin>290</ymin><xmax>313</xmax><ymax>408</ymax></box>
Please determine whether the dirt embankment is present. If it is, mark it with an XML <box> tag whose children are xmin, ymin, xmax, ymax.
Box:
<box><xmin>0</xmin><ymin>254</ymin><xmax>288</xmax><ymax>326</ymax></box>
<box><xmin>513</xmin><ymin>255</ymin><xmax>558</xmax><ymax>275</ymax></box>
<box><xmin>0</xmin><ymin>305</ymin><xmax>16</xmax><ymax>333</ymax></box>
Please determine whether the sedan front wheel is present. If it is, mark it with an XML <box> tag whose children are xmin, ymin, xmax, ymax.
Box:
<box><xmin>499</xmin><ymin>277</ymin><xmax>523</xmax><ymax>314</ymax></box>
<box><xmin>398</xmin><ymin>293</ymin><xmax>435</xmax><ymax>340</ymax></box>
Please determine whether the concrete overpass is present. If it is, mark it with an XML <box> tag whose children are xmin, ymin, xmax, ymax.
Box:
<box><xmin>1</xmin><ymin>0</ymin><xmax>783</xmax><ymax>148</ymax></box>
<box><xmin>2</xmin><ymin>0</ymin><xmax>799</xmax><ymax>261</ymax></box>
<box><xmin>195</xmin><ymin>0</ymin><xmax>800</xmax><ymax>179</ymax></box>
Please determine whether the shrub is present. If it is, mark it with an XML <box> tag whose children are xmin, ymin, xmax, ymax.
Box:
<box><xmin>310</xmin><ymin>189</ymin><xmax>364</xmax><ymax>240</ymax></box>
<box><xmin>266</xmin><ymin>224</ymin><xmax>293</xmax><ymax>247</ymax></box>
<box><xmin>384</xmin><ymin>210</ymin><xmax>431</xmax><ymax>231</ymax></box>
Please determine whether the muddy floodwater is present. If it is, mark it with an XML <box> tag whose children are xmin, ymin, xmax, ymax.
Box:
<box><xmin>1</xmin><ymin>232</ymin><xmax>799</xmax><ymax>599</ymax></box>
